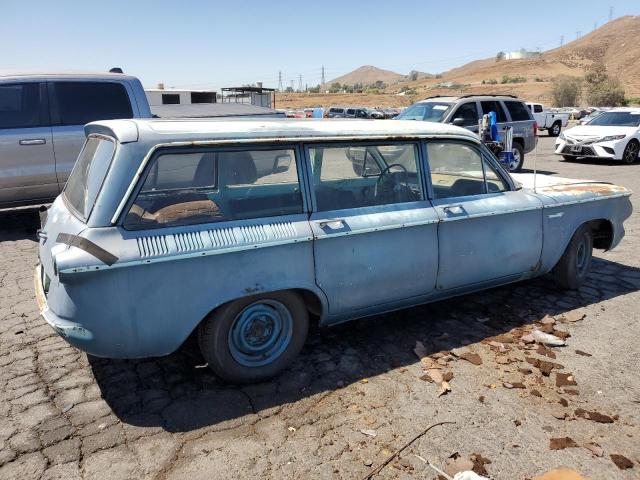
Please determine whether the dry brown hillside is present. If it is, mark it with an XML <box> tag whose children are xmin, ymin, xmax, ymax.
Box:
<box><xmin>327</xmin><ymin>65</ymin><xmax>405</xmax><ymax>86</ymax></box>
<box><xmin>277</xmin><ymin>16</ymin><xmax>640</xmax><ymax>109</ymax></box>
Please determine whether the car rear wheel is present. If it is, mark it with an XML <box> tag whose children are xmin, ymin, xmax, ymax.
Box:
<box><xmin>622</xmin><ymin>140</ymin><xmax>639</xmax><ymax>164</ymax></box>
<box><xmin>549</xmin><ymin>122</ymin><xmax>561</xmax><ymax>137</ymax></box>
<box><xmin>198</xmin><ymin>291</ymin><xmax>309</xmax><ymax>383</ymax></box>
<box><xmin>552</xmin><ymin>224</ymin><xmax>593</xmax><ymax>290</ymax></box>
<box><xmin>507</xmin><ymin>142</ymin><xmax>524</xmax><ymax>172</ymax></box>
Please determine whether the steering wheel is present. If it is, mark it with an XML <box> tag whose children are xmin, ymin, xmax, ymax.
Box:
<box><xmin>374</xmin><ymin>163</ymin><xmax>409</xmax><ymax>201</ymax></box>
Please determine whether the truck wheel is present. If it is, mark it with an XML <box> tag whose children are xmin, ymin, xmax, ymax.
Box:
<box><xmin>552</xmin><ymin>224</ymin><xmax>593</xmax><ymax>290</ymax></box>
<box><xmin>508</xmin><ymin>142</ymin><xmax>524</xmax><ymax>172</ymax></box>
<box><xmin>622</xmin><ymin>140</ymin><xmax>639</xmax><ymax>164</ymax></box>
<box><xmin>549</xmin><ymin>122</ymin><xmax>561</xmax><ymax>137</ymax></box>
<box><xmin>198</xmin><ymin>291</ymin><xmax>309</xmax><ymax>383</ymax></box>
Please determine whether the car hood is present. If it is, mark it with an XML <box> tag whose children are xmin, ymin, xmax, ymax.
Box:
<box><xmin>562</xmin><ymin>125</ymin><xmax>638</xmax><ymax>139</ymax></box>
<box><xmin>511</xmin><ymin>173</ymin><xmax>631</xmax><ymax>202</ymax></box>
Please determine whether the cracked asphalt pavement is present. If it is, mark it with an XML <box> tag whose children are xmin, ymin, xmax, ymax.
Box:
<box><xmin>1</xmin><ymin>136</ymin><xmax>639</xmax><ymax>479</ymax></box>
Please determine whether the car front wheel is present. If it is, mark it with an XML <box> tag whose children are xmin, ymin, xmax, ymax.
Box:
<box><xmin>198</xmin><ymin>291</ymin><xmax>309</xmax><ymax>383</ymax></box>
<box><xmin>622</xmin><ymin>140</ymin><xmax>639</xmax><ymax>164</ymax></box>
<box><xmin>549</xmin><ymin>122</ymin><xmax>561</xmax><ymax>137</ymax></box>
<box><xmin>507</xmin><ymin>143</ymin><xmax>524</xmax><ymax>172</ymax></box>
<box><xmin>552</xmin><ymin>224</ymin><xmax>593</xmax><ymax>290</ymax></box>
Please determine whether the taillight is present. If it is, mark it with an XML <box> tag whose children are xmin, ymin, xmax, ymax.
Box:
<box><xmin>533</xmin><ymin>121</ymin><xmax>538</xmax><ymax>135</ymax></box>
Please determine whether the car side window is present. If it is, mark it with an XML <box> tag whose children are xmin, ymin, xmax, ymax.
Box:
<box><xmin>51</xmin><ymin>82</ymin><xmax>133</xmax><ymax>126</ymax></box>
<box><xmin>309</xmin><ymin>144</ymin><xmax>423</xmax><ymax>211</ymax></box>
<box><xmin>534</xmin><ymin>105</ymin><xmax>543</xmax><ymax>113</ymax></box>
<box><xmin>0</xmin><ymin>83</ymin><xmax>42</xmax><ymax>129</ymax></box>
<box><xmin>480</xmin><ymin>101</ymin><xmax>507</xmax><ymax>123</ymax></box>
<box><xmin>451</xmin><ymin>102</ymin><xmax>478</xmax><ymax>126</ymax></box>
<box><xmin>483</xmin><ymin>158</ymin><xmax>510</xmax><ymax>193</ymax></box>
<box><xmin>124</xmin><ymin>148</ymin><xmax>302</xmax><ymax>230</ymax></box>
<box><xmin>504</xmin><ymin>101</ymin><xmax>532</xmax><ymax>121</ymax></box>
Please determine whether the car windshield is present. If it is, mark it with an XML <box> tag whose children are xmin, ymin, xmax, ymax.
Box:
<box><xmin>396</xmin><ymin>102</ymin><xmax>452</xmax><ymax>122</ymax></box>
<box><xmin>588</xmin><ymin>111</ymin><xmax>640</xmax><ymax>127</ymax></box>
<box><xmin>64</xmin><ymin>136</ymin><xmax>116</xmax><ymax>220</ymax></box>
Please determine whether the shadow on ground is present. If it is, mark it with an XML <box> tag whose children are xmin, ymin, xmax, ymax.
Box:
<box><xmin>0</xmin><ymin>206</ymin><xmax>41</xmax><ymax>242</ymax></box>
<box><xmin>88</xmin><ymin>257</ymin><xmax>640</xmax><ymax>433</ymax></box>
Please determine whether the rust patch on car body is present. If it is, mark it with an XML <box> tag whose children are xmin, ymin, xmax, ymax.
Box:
<box><xmin>540</xmin><ymin>182</ymin><xmax>630</xmax><ymax>197</ymax></box>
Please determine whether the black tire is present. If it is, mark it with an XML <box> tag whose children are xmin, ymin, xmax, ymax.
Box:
<box><xmin>622</xmin><ymin>140</ymin><xmax>639</xmax><ymax>164</ymax></box>
<box><xmin>508</xmin><ymin>142</ymin><xmax>525</xmax><ymax>172</ymax></box>
<box><xmin>198</xmin><ymin>291</ymin><xmax>309</xmax><ymax>384</ymax></box>
<box><xmin>552</xmin><ymin>224</ymin><xmax>593</xmax><ymax>290</ymax></box>
<box><xmin>562</xmin><ymin>155</ymin><xmax>576</xmax><ymax>161</ymax></box>
<box><xmin>549</xmin><ymin>122</ymin><xmax>562</xmax><ymax>137</ymax></box>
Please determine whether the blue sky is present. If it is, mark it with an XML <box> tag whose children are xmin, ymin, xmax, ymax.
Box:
<box><xmin>1</xmin><ymin>0</ymin><xmax>637</xmax><ymax>89</ymax></box>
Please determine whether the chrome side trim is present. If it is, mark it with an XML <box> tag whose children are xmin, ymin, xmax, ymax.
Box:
<box><xmin>313</xmin><ymin>218</ymin><xmax>439</xmax><ymax>240</ymax></box>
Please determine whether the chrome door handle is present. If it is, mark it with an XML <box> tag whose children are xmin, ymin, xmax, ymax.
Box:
<box><xmin>442</xmin><ymin>205</ymin><xmax>464</xmax><ymax>215</ymax></box>
<box><xmin>318</xmin><ymin>219</ymin><xmax>345</xmax><ymax>230</ymax></box>
<box><xmin>19</xmin><ymin>138</ymin><xmax>46</xmax><ymax>146</ymax></box>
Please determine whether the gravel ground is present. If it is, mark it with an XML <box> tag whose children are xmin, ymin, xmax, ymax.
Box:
<box><xmin>0</xmin><ymin>135</ymin><xmax>638</xmax><ymax>479</ymax></box>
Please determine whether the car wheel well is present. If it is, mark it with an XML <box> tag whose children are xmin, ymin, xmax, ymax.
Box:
<box><xmin>588</xmin><ymin>219</ymin><xmax>614</xmax><ymax>250</ymax></box>
<box><xmin>513</xmin><ymin>138</ymin><xmax>524</xmax><ymax>148</ymax></box>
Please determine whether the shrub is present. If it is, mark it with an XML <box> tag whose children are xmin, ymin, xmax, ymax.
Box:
<box><xmin>584</xmin><ymin>63</ymin><xmax>625</xmax><ymax>107</ymax></box>
<box><xmin>482</xmin><ymin>78</ymin><xmax>498</xmax><ymax>85</ymax></box>
<box><xmin>551</xmin><ymin>76</ymin><xmax>582</xmax><ymax>107</ymax></box>
<box><xmin>501</xmin><ymin>75</ymin><xmax>527</xmax><ymax>84</ymax></box>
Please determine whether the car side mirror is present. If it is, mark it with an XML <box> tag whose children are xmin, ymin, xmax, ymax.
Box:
<box><xmin>273</xmin><ymin>154</ymin><xmax>292</xmax><ymax>173</ymax></box>
<box><xmin>451</xmin><ymin>118</ymin><xmax>465</xmax><ymax>127</ymax></box>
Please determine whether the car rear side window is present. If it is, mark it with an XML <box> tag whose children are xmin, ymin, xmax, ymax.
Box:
<box><xmin>124</xmin><ymin>148</ymin><xmax>303</xmax><ymax>230</ymax></box>
<box><xmin>480</xmin><ymin>101</ymin><xmax>507</xmax><ymax>123</ymax></box>
<box><xmin>0</xmin><ymin>83</ymin><xmax>42</xmax><ymax>129</ymax></box>
<box><xmin>52</xmin><ymin>82</ymin><xmax>133</xmax><ymax>126</ymax></box>
<box><xmin>505</xmin><ymin>101</ymin><xmax>532</xmax><ymax>121</ymax></box>
<box><xmin>64</xmin><ymin>136</ymin><xmax>116</xmax><ymax>220</ymax></box>
<box><xmin>309</xmin><ymin>143</ymin><xmax>423</xmax><ymax>211</ymax></box>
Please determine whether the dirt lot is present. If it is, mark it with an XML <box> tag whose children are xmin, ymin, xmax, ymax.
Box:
<box><xmin>0</xmin><ymin>135</ymin><xmax>638</xmax><ymax>479</ymax></box>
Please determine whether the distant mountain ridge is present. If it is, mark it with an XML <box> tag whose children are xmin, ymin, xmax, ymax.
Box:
<box><xmin>328</xmin><ymin>65</ymin><xmax>431</xmax><ymax>86</ymax></box>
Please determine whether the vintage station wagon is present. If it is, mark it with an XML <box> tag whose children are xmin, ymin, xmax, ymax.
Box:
<box><xmin>35</xmin><ymin>119</ymin><xmax>632</xmax><ymax>383</ymax></box>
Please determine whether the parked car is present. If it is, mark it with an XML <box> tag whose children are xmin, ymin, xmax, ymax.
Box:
<box><xmin>578</xmin><ymin>110</ymin><xmax>604</xmax><ymax>125</ymax></box>
<box><xmin>526</xmin><ymin>102</ymin><xmax>569</xmax><ymax>137</ymax></box>
<box><xmin>0</xmin><ymin>71</ymin><xmax>152</xmax><ymax>208</ymax></box>
<box><xmin>396</xmin><ymin>95</ymin><xmax>536</xmax><ymax>172</ymax></box>
<box><xmin>383</xmin><ymin>108</ymin><xmax>401</xmax><ymax>119</ymax></box>
<box><xmin>326</xmin><ymin>106</ymin><xmax>347</xmax><ymax>118</ymax></box>
<box><xmin>555</xmin><ymin>108</ymin><xmax>640</xmax><ymax>164</ymax></box>
<box><xmin>344</xmin><ymin>107</ymin><xmax>370</xmax><ymax>119</ymax></box>
<box><xmin>35</xmin><ymin>118</ymin><xmax>632</xmax><ymax>383</ymax></box>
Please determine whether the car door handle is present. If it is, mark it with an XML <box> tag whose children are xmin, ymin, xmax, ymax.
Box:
<box><xmin>318</xmin><ymin>219</ymin><xmax>346</xmax><ymax>230</ymax></box>
<box><xmin>19</xmin><ymin>138</ymin><xmax>46</xmax><ymax>146</ymax></box>
<box><xmin>442</xmin><ymin>205</ymin><xmax>464</xmax><ymax>215</ymax></box>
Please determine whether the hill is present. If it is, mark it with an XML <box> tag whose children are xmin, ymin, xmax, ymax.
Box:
<box><xmin>327</xmin><ymin>65</ymin><xmax>405</xmax><ymax>86</ymax></box>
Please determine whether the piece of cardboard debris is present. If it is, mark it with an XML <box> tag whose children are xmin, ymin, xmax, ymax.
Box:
<box><xmin>549</xmin><ymin>437</ymin><xmax>578</xmax><ymax>450</ymax></box>
<box><xmin>540</xmin><ymin>315</ymin><xmax>556</xmax><ymax>326</ymax></box>
<box><xmin>562</xmin><ymin>310</ymin><xmax>586</xmax><ymax>323</ymax></box>
<box><xmin>574</xmin><ymin>408</ymin><xmax>614</xmax><ymax>423</ymax></box>
<box><xmin>610</xmin><ymin>453</ymin><xmax>634</xmax><ymax>470</ymax></box>
<box><xmin>575</xmin><ymin>350</ymin><xmax>592</xmax><ymax>357</ymax></box>
<box><xmin>503</xmin><ymin>382</ymin><xmax>526</xmax><ymax>389</ymax></box>
<box><xmin>459</xmin><ymin>352</ymin><xmax>483</xmax><ymax>366</ymax></box>
<box><xmin>533</xmin><ymin>468</ymin><xmax>587</xmax><ymax>480</ymax></box>
<box><xmin>470</xmin><ymin>453</ymin><xmax>492</xmax><ymax>476</ymax></box>
<box><xmin>584</xmin><ymin>442</ymin><xmax>604</xmax><ymax>457</ymax></box>
<box><xmin>491</xmin><ymin>333</ymin><xmax>515</xmax><ymax>344</ymax></box>
<box><xmin>521</xmin><ymin>333</ymin><xmax>535</xmax><ymax>344</ymax></box>
<box><xmin>444</xmin><ymin>453</ymin><xmax>475</xmax><ymax>477</ymax></box>
<box><xmin>556</xmin><ymin>372</ymin><xmax>578</xmax><ymax>387</ymax></box>
<box><xmin>537</xmin><ymin>345</ymin><xmax>557</xmax><ymax>359</ymax></box>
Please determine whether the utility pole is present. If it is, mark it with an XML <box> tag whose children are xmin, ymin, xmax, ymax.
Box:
<box><xmin>298</xmin><ymin>74</ymin><xmax>302</xmax><ymax>93</ymax></box>
<box><xmin>321</xmin><ymin>65</ymin><xmax>326</xmax><ymax>90</ymax></box>
<box><xmin>576</xmin><ymin>31</ymin><xmax>581</xmax><ymax>40</ymax></box>
<box><xmin>277</xmin><ymin>71</ymin><xmax>283</xmax><ymax>92</ymax></box>
<box><xmin>609</xmin><ymin>6</ymin><xmax>614</xmax><ymax>20</ymax></box>
<box><xmin>593</xmin><ymin>21</ymin><xmax>597</xmax><ymax>31</ymax></box>
<box><xmin>560</xmin><ymin>35</ymin><xmax>564</xmax><ymax>47</ymax></box>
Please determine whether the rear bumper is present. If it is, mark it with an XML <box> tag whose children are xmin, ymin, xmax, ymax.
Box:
<box><xmin>34</xmin><ymin>265</ymin><xmax>94</xmax><ymax>344</ymax></box>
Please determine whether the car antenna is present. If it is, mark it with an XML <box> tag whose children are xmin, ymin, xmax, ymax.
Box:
<box><xmin>533</xmin><ymin>129</ymin><xmax>538</xmax><ymax>192</ymax></box>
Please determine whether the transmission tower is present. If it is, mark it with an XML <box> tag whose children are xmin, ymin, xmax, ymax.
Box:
<box><xmin>609</xmin><ymin>6</ymin><xmax>614</xmax><ymax>20</ymax></box>
<box><xmin>277</xmin><ymin>71</ymin><xmax>283</xmax><ymax>92</ymax></box>
<box><xmin>298</xmin><ymin>74</ymin><xmax>302</xmax><ymax>92</ymax></box>
<box><xmin>593</xmin><ymin>21</ymin><xmax>597</xmax><ymax>31</ymax></box>
<box><xmin>321</xmin><ymin>65</ymin><xmax>325</xmax><ymax>89</ymax></box>
<box><xmin>560</xmin><ymin>35</ymin><xmax>564</xmax><ymax>47</ymax></box>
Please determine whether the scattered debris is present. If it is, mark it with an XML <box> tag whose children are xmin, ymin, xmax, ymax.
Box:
<box><xmin>530</xmin><ymin>389</ymin><xmax>543</xmax><ymax>397</ymax></box>
<box><xmin>503</xmin><ymin>382</ymin><xmax>526</xmax><ymax>389</ymax></box>
<box><xmin>514</xmin><ymin>420</ymin><xmax>521</xmax><ymax>427</ymax></box>
<box><xmin>518</xmin><ymin>368</ymin><xmax>533</xmax><ymax>375</ymax></box>
<box><xmin>537</xmin><ymin>345</ymin><xmax>557</xmax><ymax>359</ymax></box>
<box><xmin>540</xmin><ymin>315</ymin><xmax>556</xmax><ymax>326</ymax></box>
<box><xmin>558</xmin><ymin>397</ymin><xmax>569</xmax><ymax>407</ymax></box>
<box><xmin>555</xmin><ymin>373</ymin><xmax>578</xmax><ymax>387</ymax></box>
<box><xmin>574</xmin><ymin>408</ymin><xmax>614</xmax><ymax>423</ymax></box>
<box><xmin>610</xmin><ymin>453</ymin><xmax>634</xmax><ymax>470</ymax></box>
<box><xmin>363</xmin><ymin>459</ymin><xmax>373</xmax><ymax>467</ymax></box>
<box><xmin>287</xmin><ymin>426</ymin><xmax>297</xmax><ymax>432</ymax></box>
<box><xmin>521</xmin><ymin>333</ymin><xmax>536</xmax><ymax>344</ymax></box>
<box><xmin>561</xmin><ymin>310</ymin><xmax>586</xmax><ymax>323</ymax></box>
<box><xmin>438</xmin><ymin>381</ymin><xmax>452</xmax><ymax>397</ymax></box>
<box><xmin>361</xmin><ymin>421</ymin><xmax>455</xmax><ymax>480</ymax></box>
<box><xmin>533</xmin><ymin>468</ymin><xmax>587</xmax><ymax>480</ymax></box>
<box><xmin>360</xmin><ymin>429</ymin><xmax>377</xmax><ymax>438</ymax></box>
<box><xmin>458</xmin><ymin>352</ymin><xmax>483</xmax><ymax>366</ymax></box>
<box><xmin>549</xmin><ymin>437</ymin><xmax>579</xmax><ymax>450</ymax></box>
<box><xmin>478</xmin><ymin>395</ymin><xmax>485</xmax><ymax>403</ymax></box>
<box><xmin>491</xmin><ymin>333</ymin><xmax>515</xmax><ymax>344</ymax></box>
<box><xmin>532</xmin><ymin>330</ymin><xmax>566</xmax><ymax>347</ymax></box>
<box><xmin>526</xmin><ymin>357</ymin><xmax>563</xmax><ymax>376</ymax></box>
<box><xmin>584</xmin><ymin>442</ymin><xmax>604</xmax><ymax>457</ymax></box>
<box><xmin>575</xmin><ymin>350</ymin><xmax>592</xmax><ymax>357</ymax></box>
<box><xmin>444</xmin><ymin>452</ymin><xmax>475</xmax><ymax>477</ymax></box>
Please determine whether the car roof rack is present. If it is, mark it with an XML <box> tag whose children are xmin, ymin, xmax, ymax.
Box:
<box><xmin>458</xmin><ymin>93</ymin><xmax>518</xmax><ymax>99</ymax></box>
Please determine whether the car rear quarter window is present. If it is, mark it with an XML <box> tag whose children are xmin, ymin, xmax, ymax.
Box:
<box><xmin>480</xmin><ymin>101</ymin><xmax>508</xmax><ymax>123</ymax></box>
<box><xmin>124</xmin><ymin>148</ymin><xmax>303</xmax><ymax>230</ymax></box>
<box><xmin>505</xmin><ymin>101</ymin><xmax>532</xmax><ymax>121</ymax></box>
<box><xmin>52</xmin><ymin>81</ymin><xmax>133</xmax><ymax>126</ymax></box>
<box><xmin>0</xmin><ymin>83</ymin><xmax>42</xmax><ymax>129</ymax></box>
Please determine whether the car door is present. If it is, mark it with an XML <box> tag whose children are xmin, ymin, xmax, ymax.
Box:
<box><xmin>48</xmin><ymin>81</ymin><xmax>134</xmax><ymax>191</ymax></box>
<box><xmin>0</xmin><ymin>81</ymin><xmax>57</xmax><ymax>205</ymax></box>
<box><xmin>426</xmin><ymin>140</ymin><xmax>543</xmax><ymax>290</ymax></box>
<box><xmin>307</xmin><ymin>141</ymin><xmax>439</xmax><ymax>316</ymax></box>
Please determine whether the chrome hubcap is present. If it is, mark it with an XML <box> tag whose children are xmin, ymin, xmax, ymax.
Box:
<box><xmin>228</xmin><ymin>300</ymin><xmax>293</xmax><ymax>367</ymax></box>
<box><xmin>509</xmin><ymin>149</ymin><xmax>521</xmax><ymax>171</ymax></box>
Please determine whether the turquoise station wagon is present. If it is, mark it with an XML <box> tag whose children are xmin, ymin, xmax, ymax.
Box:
<box><xmin>36</xmin><ymin>119</ymin><xmax>632</xmax><ymax>383</ymax></box>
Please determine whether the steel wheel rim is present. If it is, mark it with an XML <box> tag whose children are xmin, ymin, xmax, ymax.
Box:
<box><xmin>576</xmin><ymin>234</ymin><xmax>589</xmax><ymax>275</ymax></box>
<box><xmin>552</xmin><ymin>124</ymin><xmax>560</xmax><ymax>135</ymax></box>
<box><xmin>509</xmin><ymin>148</ymin><xmax>522</xmax><ymax>171</ymax></box>
<box><xmin>228</xmin><ymin>300</ymin><xmax>293</xmax><ymax>367</ymax></box>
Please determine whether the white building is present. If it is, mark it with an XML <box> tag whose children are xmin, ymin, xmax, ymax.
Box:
<box><xmin>145</xmin><ymin>85</ymin><xmax>218</xmax><ymax>106</ymax></box>
<box><xmin>505</xmin><ymin>49</ymin><xmax>542</xmax><ymax>60</ymax></box>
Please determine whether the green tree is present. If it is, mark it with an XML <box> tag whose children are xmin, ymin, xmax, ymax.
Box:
<box><xmin>496</xmin><ymin>51</ymin><xmax>505</xmax><ymax>61</ymax></box>
<box><xmin>328</xmin><ymin>82</ymin><xmax>342</xmax><ymax>93</ymax></box>
<box><xmin>551</xmin><ymin>76</ymin><xmax>582</xmax><ymax>107</ymax></box>
<box><xmin>583</xmin><ymin>63</ymin><xmax>625</xmax><ymax>106</ymax></box>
